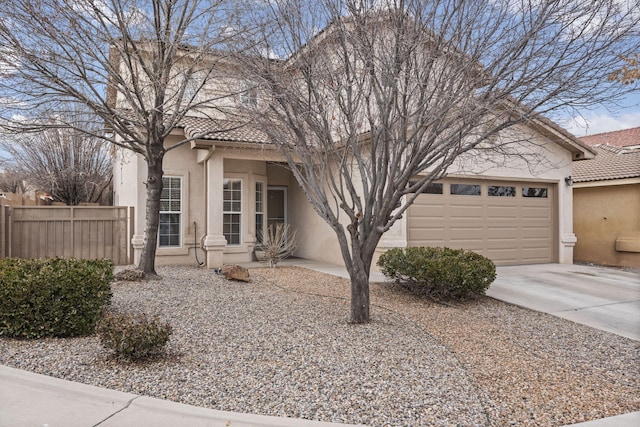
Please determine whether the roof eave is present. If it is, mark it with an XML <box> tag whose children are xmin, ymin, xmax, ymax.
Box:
<box><xmin>530</xmin><ymin>116</ymin><xmax>597</xmax><ymax>161</ymax></box>
<box><xmin>573</xmin><ymin>176</ymin><xmax>640</xmax><ymax>188</ymax></box>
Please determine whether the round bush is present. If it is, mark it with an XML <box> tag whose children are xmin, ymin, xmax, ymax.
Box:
<box><xmin>377</xmin><ymin>247</ymin><xmax>496</xmax><ymax>299</ymax></box>
<box><xmin>96</xmin><ymin>312</ymin><xmax>172</xmax><ymax>360</ymax></box>
<box><xmin>0</xmin><ymin>258</ymin><xmax>113</xmax><ymax>338</ymax></box>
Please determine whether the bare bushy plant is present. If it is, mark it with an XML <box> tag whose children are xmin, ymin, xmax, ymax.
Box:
<box><xmin>257</xmin><ymin>223</ymin><xmax>298</xmax><ymax>267</ymax></box>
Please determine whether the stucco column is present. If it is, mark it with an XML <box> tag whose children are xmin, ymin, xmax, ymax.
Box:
<box><xmin>558</xmin><ymin>179</ymin><xmax>577</xmax><ymax>264</ymax></box>
<box><xmin>126</xmin><ymin>151</ymin><xmax>147</xmax><ymax>266</ymax></box>
<box><xmin>204</xmin><ymin>151</ymin><xmax>227</xmax><ymax>268</ymax></box>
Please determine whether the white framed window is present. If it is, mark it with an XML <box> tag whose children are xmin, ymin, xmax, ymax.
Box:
<box><xmin>239</xmin><ymin>82</ymin><xmax>258</xmax><ymax>106</ymax></box>
<box><xmin>255</xmin><ymin>181</ymin><xmax>265</xmax><ymax>243</ymax></box>
<box><xmin>180</xmin><ymin>70</ymin><xmax>207</xmax><ymax>103</ymax></box>
<box><xmin>223</xmin><ymin>178</ymin><xmax>242</xmax><ymax>245</ymax></box>
<box><xmin>159</xmin><ymin>176</ymin><xmax>181</xmax><ymax>247</ymax></box>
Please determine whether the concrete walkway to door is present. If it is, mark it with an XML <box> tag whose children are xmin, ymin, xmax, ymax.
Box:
<box><xmin>487</xmin><ymin>263</ymin><xmax>640</xmax><ymax>341</ymax></box>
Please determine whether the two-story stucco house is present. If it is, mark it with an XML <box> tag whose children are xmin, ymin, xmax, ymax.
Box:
<box><xmin>113</xmin><ymin>18</ymin><xmax>596</xmax><ymax>270</ymax></box>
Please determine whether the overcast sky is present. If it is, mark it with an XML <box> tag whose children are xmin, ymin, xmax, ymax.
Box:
<box><xmin>562</xmin><ymin>92</ymin><xmax>640</xmax><ymax>136</ymax></box>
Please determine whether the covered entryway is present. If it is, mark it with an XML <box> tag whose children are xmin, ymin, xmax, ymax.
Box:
<box><xmin>267</xmin><ymin>187</ymin><xmax>287</xmax><ymax>230</ymax></box>
<box><xmin>407</xmin><ymin>179</ymin><xmax>557</xmax><ymax>265</ymax></box>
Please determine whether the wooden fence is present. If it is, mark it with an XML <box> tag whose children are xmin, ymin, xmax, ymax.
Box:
<box><xmin>1</xmin><ymin>206</ymin><xmax>133</xmax><ymax>265</ymax></box>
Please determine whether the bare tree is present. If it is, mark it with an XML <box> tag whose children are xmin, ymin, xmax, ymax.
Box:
<box><xmin>240</xmin><ymin>0</ymin><xmax>639</xmax><ymax>323</ymax></box>
<box><xmin>0</xmin><ymin>0</ymin><xmax>245</xmax><ymax>275</ymax></box>
<box><xmin>0</xmin><ymin>165</ymin><xmax>28</xmax><ymax>195</ymax></box>
<box><xmin>0</xmin><ymin>107</ymin><xmax>112</xmax><ymax>205</ymax></box>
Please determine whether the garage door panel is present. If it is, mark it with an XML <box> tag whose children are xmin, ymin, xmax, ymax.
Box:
<box><xmin>522</xmin><ymin>206</ymin><xmax>551</xmax><ymax>220</ymax></box>
<box><xmin>408</xmin><ymin>179</ymin><xmax>555</xmax><ymax>265</ymax></box>
<box><xmin>485</xmin><ymin>238</ymin><xmax>519</xmax><ymax>247</ymax></box>
<box><xmin>410</xmin><ymin>238</ymin><xmax>447</xmax><ymax>247</ymax></box>
<box><xmin>522</xmin><ymin>226</ymin><xmax>551</xmax><ymax>238</ymax></box>
<box><xmin>486</xmin><ymin>205</ymin><xmax>519</xmax><ymax>217</ymax></box>
<box><xmin>521</xmin><ymin>236</ymin><xmax>551</xmax><ymax>245</ymax></box>
<box><xmin>408</xmin><ymin>228</ymin><xmax>446</xmax><ymax>241</ymax></box>
<box><xmin>486</xmin><ymin>249</ymin><xmax>519</xmax><ymax>262</ymax></box>
<box><xmin>450</xmin><ymin>227</ymin><xmax>483</xmax><ymax>240</ymax></box>
<box><xmin>449</xmin><ymin>241</ymin><xmax>485</xmax><ymax>252</ymax></box>
<box><xmin>486</xmin><ymin>227</ymin><xmax>518</xmax><ymax>238</ymax></box>
<box><xmin>407</xmin><ymin>219</ymin><xmax>447</xmax><ymax>228</ymax></box>
<box><xmin>409</xmin><ymin>204</ymin><xmax>446</xmax><ymax>218</ymax></box>
<box><xmin>521</xmin><ymin>249</ymin><xmax>552</xmax><ymax>263</ymax></box>
<box><xmin>449</xmin><ymin>205</ymin><xmax>484</xmax><ymax>219</ymax></box>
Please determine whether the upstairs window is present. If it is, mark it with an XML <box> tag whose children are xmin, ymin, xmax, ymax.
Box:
<box><xmin>239</xmin><ymin>83</ymin><xmax>258</xmax><ymax>107</ymax></box>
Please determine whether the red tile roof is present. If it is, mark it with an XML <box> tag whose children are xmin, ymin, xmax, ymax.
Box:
<box><xmin>573</xmin><ymin>144</ymin><xmax>640</xmax><ymax>183</ymax></box>
<box><xmin>579</xmin><ymin>126</ymin><xmax>640</xmax><ymax>148</ymax></box>
<box><xmin>178</xmin><ymin>116</ymin><xmax>271</xmax><ymax>144</ymax></box>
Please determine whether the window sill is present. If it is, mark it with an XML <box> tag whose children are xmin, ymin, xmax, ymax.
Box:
<box><xmin>224</xmin><ymin>245</ymin><xmax>250</xmax><ymax>254</ymax></box>
<box><xmin>156</xmin><ymin>246</ymin><xmax>189</xmax><ymax>256</ymax></box>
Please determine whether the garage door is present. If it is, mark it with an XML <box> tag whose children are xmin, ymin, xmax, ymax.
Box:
<box><xmin>407</xmin><ymin>179</ymin><xmax>556</xmax><ymax>265</ymax></box>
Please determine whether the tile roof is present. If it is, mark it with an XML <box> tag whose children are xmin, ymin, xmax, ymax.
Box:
<box><xmin>178</xmin><ymin>116</ymin><xmax>271</xmax><ymax>144</ymax></box>
<box><xmin>573</xmin><ymin>144</ymin><xmax>640</xmax><ymax>183</ymax></box>
<box><xmin>579</xmin><ymin>126</ymin><xmax>640</xmax><ymax>148</ymax></box>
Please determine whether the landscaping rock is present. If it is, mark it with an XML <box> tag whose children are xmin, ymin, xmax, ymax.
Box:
<box><xmin>114</xmin><ymin>269</ymin><xmax>145</xmax><ymax>282</ymax></box>
<box><xmin>221</xmin><ymin>265</ymin><xmax>250</xmax><ymax>282</ymax></box>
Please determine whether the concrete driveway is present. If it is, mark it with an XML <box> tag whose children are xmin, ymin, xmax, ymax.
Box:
<box><xmin>487</xmin><ymin>263</ymin><xmax>640</xmax><ymax>341</ymax></box>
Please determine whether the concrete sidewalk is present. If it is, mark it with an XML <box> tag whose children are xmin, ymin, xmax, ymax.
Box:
<box><xmin>3</xmin><ymin>363</ymin><xmax>638</xmax><ymax>427</ymax></box>
<box><xmin>0</xmin><ymin>365</ymin><xmax>363</xmax><ymax>427</ymax></box>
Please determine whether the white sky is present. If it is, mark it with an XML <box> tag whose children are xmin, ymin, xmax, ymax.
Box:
<box><xmin>562</xmin><ymin>92</ymin><xmax>640</xmax><ymax>136</ymax></box>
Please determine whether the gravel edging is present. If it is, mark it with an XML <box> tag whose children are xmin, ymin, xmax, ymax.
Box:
<box><xmin>1</xmin><ymin>265</ymin><xmax>639</xmax><ymax>426</ymax></box>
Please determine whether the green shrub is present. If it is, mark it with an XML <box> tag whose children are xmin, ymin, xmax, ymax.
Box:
<box><xmin>96</xmin><ymin>312</ymin><xmax>172</xmax><ymax>360</ymax></box>
<box><xmin>0</xmin><ymin>258</ymin><xmax>113</xmax><ymax>339</ymax></box>
<box><xmin>377</xmin><ymin>247</ymin><xmax>496</xmax><ymax>300</ymax></box>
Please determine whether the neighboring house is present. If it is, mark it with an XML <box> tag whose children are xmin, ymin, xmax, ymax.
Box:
<box><xmin>573</xmin><ymin>127</ymin><xmax>640</xmax><ymax>267</ymax></box>
<box><xmin>113</xmin><ymin>32</ymin><xmax>596</xmax><ymax>270</ymax></box>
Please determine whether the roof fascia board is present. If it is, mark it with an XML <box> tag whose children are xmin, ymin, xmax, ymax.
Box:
<box><xmin>573</xmin><ymin>177</ymin><xmax>640</xmax><ymax>188</ymax></box>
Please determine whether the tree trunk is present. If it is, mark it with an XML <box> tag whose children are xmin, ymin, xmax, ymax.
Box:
<box><xmin>348</xmin><ymin>238</ymin><xmax>378</xmax><ymax>323</ymax></box>
<box><xmin>137</xmin><ymin>156</ymin><xmax>164</xmax><ymax>277</ymax></box>
<box><xmin>349</xmin><ymin>262</ymin><xmax>371</xmax><ymax>323</ymax></box>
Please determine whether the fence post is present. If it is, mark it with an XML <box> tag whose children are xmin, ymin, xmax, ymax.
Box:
<box><xmin>4</xmin><ymin>206</ymin><xmax>10</xmax><ymax>258</ymax></box>
<box><xmin>70</xmin><ymin>206</ymin><xmax>75</xmax><ymax>259</ymax></box>
<box><xmin>129</xmin><ymin>206</ymin><xmax>135</xmax><ymax>265</ymax></box>
<box><xmin>1</xmin><ymin>206</ymin><xmax>6</xmax><ymax>258</ymax></box>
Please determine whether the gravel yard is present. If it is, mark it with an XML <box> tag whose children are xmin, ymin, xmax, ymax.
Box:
<box><xmin>1</xmin><ymin>266</ymin><xmax>638</xmax><ymax>426</ymax></box>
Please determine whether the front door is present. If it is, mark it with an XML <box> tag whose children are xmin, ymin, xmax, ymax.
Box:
<box><xmin>267</xmin><ymin>187</ymin><xmax>287</xmax><ymax>231</ymax></box>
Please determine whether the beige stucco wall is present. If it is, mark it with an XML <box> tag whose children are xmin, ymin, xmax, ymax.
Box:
<box><xmin>115</xmin><ymin>121</ymin><xmax>580</xmax><ymax>269</ymax></box>
<box><xmin>573</xmin><ymin>182</ymin><xmax>640</xmax><ymax>267</ymax></box>
<box><xmin>113</xmin><ymin>138</ymin><xmax>208</xmax><ymax>266</ymax></box>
